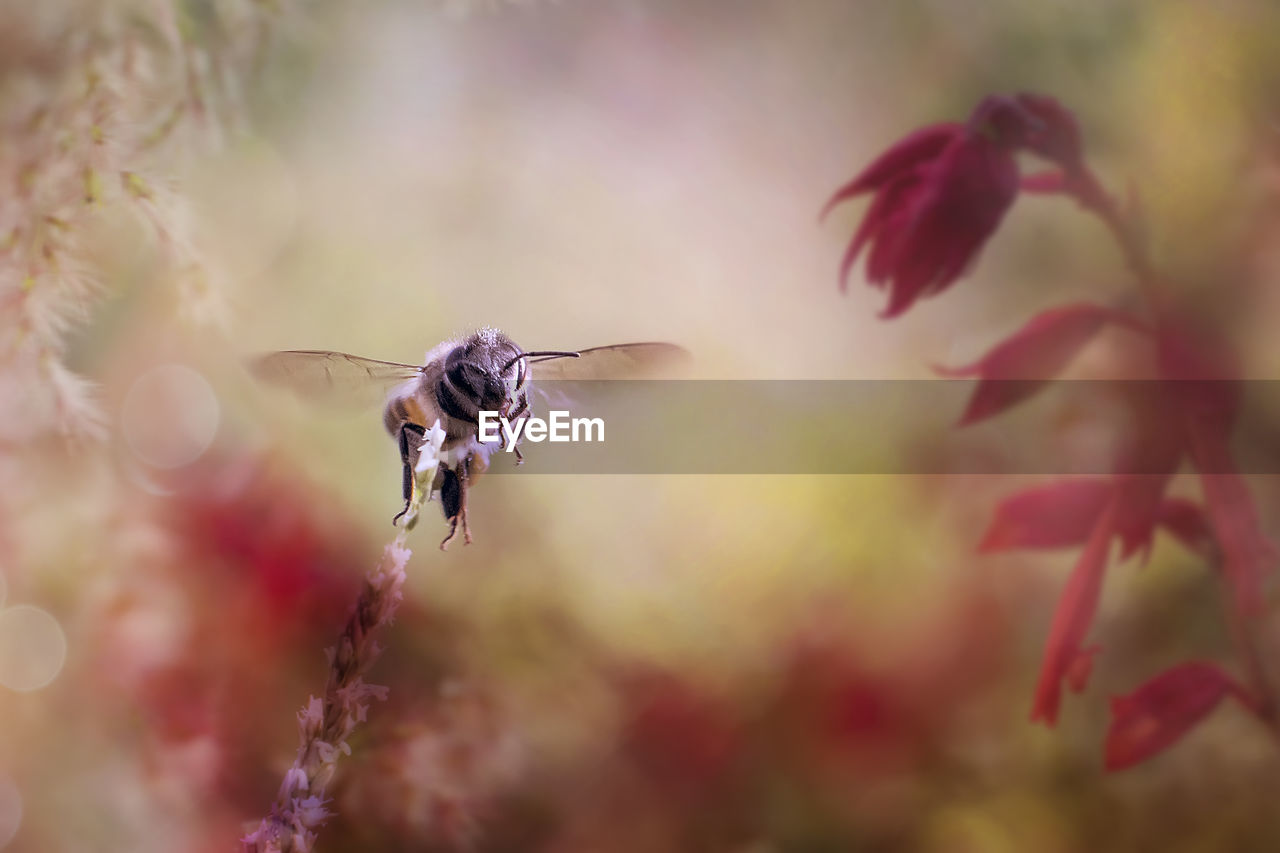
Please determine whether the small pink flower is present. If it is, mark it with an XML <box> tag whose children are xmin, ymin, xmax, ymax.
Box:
<box><xmin>823</xmin><ymin>96</ymin><xmax>1041</xmax><ymax>317</ymax></box>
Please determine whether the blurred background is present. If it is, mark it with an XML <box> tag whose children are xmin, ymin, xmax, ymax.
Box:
<box><xmin>3</xmin><ymin>0</ymin><xmax>1280</xmax><ymax>850</ymax></box>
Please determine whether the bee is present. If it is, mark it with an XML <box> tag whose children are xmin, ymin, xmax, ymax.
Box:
<box><xmin>252</xmin><ymin>328</ymin><xmax>685</xmax><ymax>549</ymax></box>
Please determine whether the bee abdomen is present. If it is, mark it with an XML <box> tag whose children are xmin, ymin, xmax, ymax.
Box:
<box><xmin>383</xmin><ymin>396</ymin><xmax>409</xmax><ymax>434</ymax></box>
<box><xmin>384</xmin><ymin>390</ymin><xmax>432</xmax><ymax>435</ymax></box>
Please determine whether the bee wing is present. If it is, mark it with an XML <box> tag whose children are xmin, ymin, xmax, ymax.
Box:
<box><xmin>251</xmin><ymin>350</ymin><xmax>424</xmax><ymax>407</ymax></box>
<box><xmin>527</xmin><ymin>342</ymin><xmax>689</xmax><ymax>381</ymax></box>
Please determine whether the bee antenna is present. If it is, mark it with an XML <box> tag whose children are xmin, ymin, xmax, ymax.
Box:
<box><xmin>500</xmin><ymin>350</ymin><xmax>580</xmax><ymax>373</ymax></box>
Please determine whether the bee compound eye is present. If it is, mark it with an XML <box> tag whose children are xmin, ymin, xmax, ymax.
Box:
<box><xmin>483</xmin><ymin>373</ymin><xmax>506</xmax><ymax>401</ymax></box>
<box><xmin>447</xmin><ymin>362</ymin><xmax>481</xmax><ymax>397</ymax></box>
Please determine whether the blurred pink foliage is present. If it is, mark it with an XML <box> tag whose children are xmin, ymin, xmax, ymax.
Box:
<box><xmin>828</xmin><ymin>92</ymin><xmax>1280</xmax><ymax>765</ymax></box>
<box><xmin>171</xmin><ymin>458</ymin><xmax>366</xmax><ymax>645</ymax></box>
<box><xmin>0</xmin><ymin>1</ymin><xmax>288</xmax><ymax>438</ymax></box>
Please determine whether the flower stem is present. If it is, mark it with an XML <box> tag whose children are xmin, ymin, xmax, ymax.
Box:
<box><xmin>1071</xmin><ymin>168</ymin><xmax>1165</xmax><ymax>314</ymax></box>
<box><xmin>1074</xmin><ymin>165</ymin><xmax>1280</xmax><ymax>736</ymax></box>
<box><xmin>240</xmin><ymin>537</ymin><xmax>412</xmax><ymax>853</ymax></box>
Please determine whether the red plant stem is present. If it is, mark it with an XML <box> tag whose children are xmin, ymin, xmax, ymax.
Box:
<box><xmin>1074</xmin><ymin>165</ymin><xmax>1279</xmax><ymax>732</ymax></box>
<box><xmin>1069</xmin><ymin>169</ymin><xmax>1166</xmax><ymax>316</ymax></box>
<box><xmin>1222</xmin><ymin>573</ymin><xmax>1276</xmax><ymax>724</ymax></box>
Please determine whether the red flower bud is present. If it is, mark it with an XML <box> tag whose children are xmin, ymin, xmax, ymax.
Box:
<box><xmin>823</xmin><ymin>119</ymin><xmax>1018</xmax><ymax>317</ymax></box>
<box><xmin>825</xmin><ymin>93</ymin><xmax>1091</xmax><ymax>317</ymax></box>
<box><xmin>1014</xmin><ymin>93</ymin><xmax>1086</xmax><ymax>175</ymax></box>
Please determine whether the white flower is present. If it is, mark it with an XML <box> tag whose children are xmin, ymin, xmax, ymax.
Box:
<box><xmin>415</xmin><ymin>419</ymin><xmax>446</xmax><ymax>474</ymax></box>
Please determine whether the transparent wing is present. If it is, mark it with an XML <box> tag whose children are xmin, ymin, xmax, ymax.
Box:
<box><xmin>528</xmin><ymin>342</ymin><xmax>689</xmax><ymax>381</ymax></box>
<box><xmin>251</xmin><ymin>350</ymin><xmax>423</xmax><ymax>407</ymax></box>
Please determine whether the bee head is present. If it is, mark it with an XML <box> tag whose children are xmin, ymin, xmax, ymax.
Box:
<box><xmin>444</xmin><ymin>330</ymin><xmax>522</xmax><ymax>412</ymax></box>
<box><xmin>439</xmin><ymin>329</ymin><xmax>580</xmax><ymax>420</ymax></box>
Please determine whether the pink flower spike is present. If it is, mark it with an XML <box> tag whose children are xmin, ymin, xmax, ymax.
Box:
<box><xmin>1031</xmin><ymin>496</ymin><xmax>1116</xmax><ymax>726</ymax></box>
<box><xmin>1105</xmin><ymin>662</ymin><xmax>1258</xmax><ymax>771</ymax></box>
<box><xmin>978</xmin><ymin>478</ymin><xmax>1113</xmax><ymax>552</ymax></box>
<box><xmin>938</xmin><ymin>303</ymin><xmax>1130</xmax><ymax>426</ymax></box>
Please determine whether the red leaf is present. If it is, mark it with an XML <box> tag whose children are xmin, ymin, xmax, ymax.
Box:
<box><xmin>978</xmin><ymin>478</ymin><xmax>1112</xmax><ymax>552</ymax></box>
<box><xmin>1031</xmin><ymin>496</ymin><xmax>1117</xmax><ymax>726</ymax></box>
<box><xmin>938</xmin><ymin>303</ymin><xmax>1140</xmax><ymax>426</ymax></box>
<box><xmin>981</xmin><ymin>480</ymin><xmax>1199</xmax><ymax>564</ymax></box>
<box><xmin>1156</xmin><ymin>498</ymin><xmax>1215</xmax><ymax>557</ymax></box>
<box><xmin>1105</xmin><ymin>662</ymin><xmax>1256</xmax><ymax>771</ymax></box>
<box><xmin>1111</xmin><ymin>473</ymin><xmax>1176</xmax><ymax>562</ymax></box>
<box><xmin>1192</xmin><ymin>459</ymin><xmax>1274</xmax><ymax>616</ymax></box>
<box><xmin>836</xmin><ymin>171</ymin><xmax>921</xmax><ymax>293</ymax></box>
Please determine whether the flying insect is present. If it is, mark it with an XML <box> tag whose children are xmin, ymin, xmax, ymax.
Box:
<box><xmin>253</xmin><ymin>328</ymin><xmax>684</xmax><ymax>549</ymax></box>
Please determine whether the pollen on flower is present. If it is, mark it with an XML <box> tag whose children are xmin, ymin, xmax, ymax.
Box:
<box><xmin>415</xmin><ymin>419</ymin><xmax>447</xmax><ymax>474</ymax></box>
<box><xmin>383</xmin><ymin>543</ymin><xmax>413</xmax><ymax>575</ymax></box>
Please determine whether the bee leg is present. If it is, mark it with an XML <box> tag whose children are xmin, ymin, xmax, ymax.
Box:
<box><xmin>457</xmin><ymin>458</ymin><xmax>473</xmax><ymax>545</ymax></box>
<box><xmin>391</xmin><ymin>423</ymin><xmax>426</xmax><ymax>526</ymax></box>
<box><xmin>437</xmin><ymin>460</ymin><xmax>473</xmax><ymax>550</ymax></box>
<box><xmin>506</xmin><ymin>399</ymin><xmax>527</xmax><ymax>465</ymax></box>
<box><xmin>438</xmin><ymin>465</ymin><xmax>463</xmax><ymax>549</ymax></box>
<box><xmin>439</xmin><ymin>517</ymin><xmax>460</xmax><ymax>550</ymax></box>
